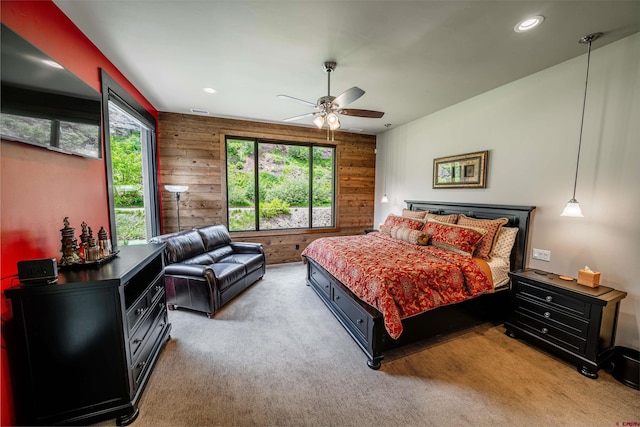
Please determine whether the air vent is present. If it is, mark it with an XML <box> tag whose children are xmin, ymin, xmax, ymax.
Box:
<box><xmin>190</xmin><ymin>108</ymin><xmax>209</xmax><ymax>115</ymax></box>
<box><xmin>348</xmin><ymin>128</ymin><xmax>364</xmax><ymax>133</ymax></box>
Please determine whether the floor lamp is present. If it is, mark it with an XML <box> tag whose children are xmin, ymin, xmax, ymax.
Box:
<box><xmin>165</xmin><ymin>185</ymin><xmax>189</xmax><ymax>231</ymax></box>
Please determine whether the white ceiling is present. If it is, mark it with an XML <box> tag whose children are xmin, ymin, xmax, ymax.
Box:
<box><xmin>53</xmin><ymin>0</ymin><xmax>639</xmax><ymax>135</ymax></box>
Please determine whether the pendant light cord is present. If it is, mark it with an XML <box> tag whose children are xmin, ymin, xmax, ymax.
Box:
<box><xmin>572</xmin><ymin>36</ymin><xmax>596</xmax><ymax>200</ymax></box>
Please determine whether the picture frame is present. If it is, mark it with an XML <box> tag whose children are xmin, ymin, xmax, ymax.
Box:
<box><xmin>433</xmin><ymin>150</ymin><xmax>488</xmax><ymax>188</ymax></box>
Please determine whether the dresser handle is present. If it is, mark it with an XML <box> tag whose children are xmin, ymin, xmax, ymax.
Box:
<box><xmin>137</xmin><ymin>360</ymin><xmax>147</xmax><ymax>369</ymax></box>
<box><xmin>136</xmin><ymin>307</ymin><xmax>146</xmax><ymax>316</ymax></box>
<box><xmin>356</xmin><ymin>319</ymin><xmax>363</xmax><ymax>324</ymax></box>
<box><xmin>541</xmin><ymin>327</ymin><xmax>549</xmax><ymax>334</ymax></box>
<box><xmin>335</xmin><ymin>296</ymin><xmax>340</xmax><ymax>300</ymax></box>
<box><xmin>133</xmin><ymin>338</ymin><xmax>143</xmax><ymax>344</ymax></box>
<box><xmin>545</xmin><ymin>296</ymin><xmax>553</xmax><ymax>302</ymax></box>
<box><xmin>155</xmin><ymin>285</ymin><xmax>162</xmax><ymax>292</ymax></box>
<box><xmin>544</xmin><ymin>312</ymin><xmax>551</xmax><ymax>318</ymax></box>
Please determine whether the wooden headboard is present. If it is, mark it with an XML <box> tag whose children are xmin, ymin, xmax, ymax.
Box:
<box><xmin>405</xmin><ymin>200</ymin><xmax>536</xmax><ymax>271</ymax></box>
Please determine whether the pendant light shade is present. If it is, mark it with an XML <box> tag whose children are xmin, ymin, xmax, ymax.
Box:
<box><xmin>561</xmin><ymin>199</ymin><xmax>583</xmax><ymax>217</ymax></box>
<box><xmin>561</xmin><ymin>32</ymin><xmax>602</xmax><ymax>218</ymax></box>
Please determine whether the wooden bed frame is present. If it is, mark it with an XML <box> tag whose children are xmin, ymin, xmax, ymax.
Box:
<box><xmin>304</xmin><ymin>201</ymin><xmax>536</xmax><ymax>369</ymax></box>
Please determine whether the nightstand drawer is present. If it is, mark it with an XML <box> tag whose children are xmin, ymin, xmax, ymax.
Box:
<box><xmin>513</xmin><ymin>311</ymin><xmax>587</xmax><ymax>355</ymax></box>
<box><xmin>516</xmin><ymin>280</ymin><xmax>589</xmax><ymax>318</ymax></box>
<box><xmin>516</xmin><ymin>296</ymin><xmax>589</xmax><ymax>338</ymax></box>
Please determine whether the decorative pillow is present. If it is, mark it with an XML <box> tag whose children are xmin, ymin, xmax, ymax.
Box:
<box><xmin>402</xmin><ymin>209</ymin><xmax>429</xmax><ymax>221</ymax></box>
<box><xmin>491</xmin><ymin>227</ymin><xmax>518</xmax><ymax>259</ymax></box>
<box><xmin>424</xmin><ymin>212</ymin><xmax>458</xmax><ymax>224</ymax></box>
<box><xmin>380</xmin><ymin>214</ymin><xmax>424</xmax><ymax>234</ymax></box>
<box><xmin>389</xmin><ymin>226</ymin><xmax>428</xmax><ymax>245</ymax></box>
<box><xmin>457</xmin><ymin>215</ymin><xmax>509</xmax><ymax>260</ymax></box>
<box><xmin>423</xmin><ymin>221</ymin><xmax>486</xmax><ymax>257</ymax></box>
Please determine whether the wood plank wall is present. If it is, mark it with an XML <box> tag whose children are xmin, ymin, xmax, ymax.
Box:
<box><xmin>158</xmin><ymin>112</ymin><xmax>377</xmax><ymax>264</ymax></box>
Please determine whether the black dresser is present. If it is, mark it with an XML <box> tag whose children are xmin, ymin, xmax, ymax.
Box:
<box><xmin>4</xmin><ymin>244</ymin><xmax>171</xmax><ymax>426</ymax></box>
<box><xmin>505</xmin><ymin>269</ymin><xmax>627</xmax><ymax>379</ymax></box>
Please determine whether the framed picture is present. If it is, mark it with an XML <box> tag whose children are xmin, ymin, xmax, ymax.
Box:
<box><xmin>433</xmin><ymin>150</ymin><xmax>488</xmax><ymax>188</ymax></box>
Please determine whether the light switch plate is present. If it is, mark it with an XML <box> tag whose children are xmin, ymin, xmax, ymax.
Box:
<box><xmin>532</xmin><ymin>248</ymin><xmax>551</xmax><ymax>262</ymax></box>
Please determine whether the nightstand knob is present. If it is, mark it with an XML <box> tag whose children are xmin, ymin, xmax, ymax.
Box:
<box><xmin>541</xmin><ymin>327</ymin><xmax>549</xmax><ymax>334</ymax></box>
<box><xmin>545</xmin><ymin>296</ymin><xmax>553</xmax><ymax>302</ymax></box>
<box><xmin>544</xmin><ymin>312</ymin><xmax>551</xmax><ymax>318</ymax></box>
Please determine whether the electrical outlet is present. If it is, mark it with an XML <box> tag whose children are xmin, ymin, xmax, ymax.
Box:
<box><xmin>532</xmin><ymin>248</ymin><xmax>551</xmax><ymax>262</ymax></box>
<box><xmin>295</xmin><ymin>244</ymin><xmax>300</xmax><ymax>250</ymax></box>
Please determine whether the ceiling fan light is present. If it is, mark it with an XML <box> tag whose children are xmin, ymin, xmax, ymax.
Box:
<box><xmin>327</xmin><ymin>113</ymin><xmax>340</xmax><ymax>130</ymax></box>
<box><xmin>313</xmin><ymin>115</ymin><xmax>325</xmax><ymax>129</ymax></box>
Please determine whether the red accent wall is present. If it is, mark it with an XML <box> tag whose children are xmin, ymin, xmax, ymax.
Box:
<box><xmin>0</xmin><ymin>2</ymin><xmax>158</xmax><ymax>425</ymax></box>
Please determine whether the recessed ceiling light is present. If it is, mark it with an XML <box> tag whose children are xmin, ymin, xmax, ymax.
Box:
<box><xmin>203</xmin><ymin>87</ymin><xmax>217</xmax><ymax>94</ymax></box>
<box><xmin>514</xmin><ymin>15</ymin><xmax>545</xmax><ymax>33</ymax></box>
<box><xmin>42</xmin><ymin>59</ymin><xmax>64</xmax><ymax>69</ymax></box>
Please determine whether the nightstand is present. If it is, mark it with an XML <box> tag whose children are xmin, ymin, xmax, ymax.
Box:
<box><xmin>505</xmin><ymin>269</ymin><xmax>627</xmax><ymax>379</ymax></box>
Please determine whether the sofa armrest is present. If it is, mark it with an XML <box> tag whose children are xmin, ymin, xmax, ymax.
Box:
<box><xmin>230</xmin><ymin>242</ymin><xmax>264</xmax><ymax>255</ymax></box>
<box><xmin>165</xmin><ymin>263</ymin><xmax>216</xmax><ymax>283</ymax></box>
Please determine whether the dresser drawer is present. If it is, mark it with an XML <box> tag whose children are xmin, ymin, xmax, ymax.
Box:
<box><xmin>127</xmin><ymin>275</ymin><xmax>164</xmax><ymax>333</ymax></box>
<box><xmin>513</xmin><ymin>311</ymin><xmax>587</xmax><ymax>355</ymax></box>
<box><xmin>516</xmin><ymin>280</ymin><xmax>589</xmax><ymax>318</ymax></box>
<box><xmin>515</xmin><ymin>296</ymin><xmax>589</xmax><ymax>338</ymax></box>
<box><xmin>332</xmin><ymin>284</ymin><xmax>369</xmax><ymax>338</ymax></box>
<box><xmin>132</xmin><ymin>308</ymin><xmax>168</xmax><ymax>389</ymax></box>
<box><xmin>130</xmin><ymin>297</ymin><xmax>165</xmax><ymax>360</ymax></box>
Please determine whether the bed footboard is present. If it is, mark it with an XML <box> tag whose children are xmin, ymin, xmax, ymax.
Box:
<box><xmin>306</xmin><ymin>256</ymin><xmax>385</xmax><ymax>369</ymax></box>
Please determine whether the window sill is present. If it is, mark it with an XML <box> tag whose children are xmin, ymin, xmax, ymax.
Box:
<box><xmin>230</xmin><ymin>227</ymin><xmax>339</xmax><ymax>238</ymax></box>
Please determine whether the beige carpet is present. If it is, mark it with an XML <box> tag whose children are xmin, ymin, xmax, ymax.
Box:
<box><xmin>100</xmin><ymin>262</ymin><xmax>639</xmax><ymax>426</ymax></box>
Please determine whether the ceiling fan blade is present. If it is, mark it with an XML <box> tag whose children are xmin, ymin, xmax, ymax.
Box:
<box><xmin>277</xmin><ymin>94</ymin><xmax>317</xmax><ymax>108</ymax></box>
<box><xmin>338</xmin><ymin>109</ymin><xmax>385</xmax><ymax>118</ymax></box>
<box><xmin>332</xmin><ymin>87</ymin><xmax>365</xmax><ymax>108</ymax></box>
<box><xmin>282</xmin><ymin>112</ymin><xmax>319</xmax><ymax>122</ymax></box>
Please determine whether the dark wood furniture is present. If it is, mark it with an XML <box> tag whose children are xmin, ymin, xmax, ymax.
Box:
<box><xmin>305</xmin><ymin>201</ymin><xmax>535</xmax><ymax>369</ymax></box>
<box><xmin>505</xmin><ymin>268</ymin><xmax>627</xmax><ymax>378</ymax></box>
<box><xmin>4</xmin><ymin>244</ymin><xmax>171</xmax><ymax>426</ymax></box>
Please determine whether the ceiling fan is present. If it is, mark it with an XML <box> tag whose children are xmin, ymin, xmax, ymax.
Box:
<box><xmin>278</xmin><ymin>61</ymin><xmax>384</xmax><ymax>132</ymax></box>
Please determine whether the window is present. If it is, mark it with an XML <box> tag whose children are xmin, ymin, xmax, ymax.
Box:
<box><xmin>226</xmin><ymin>137</ymin><xmax>335</xmax><ymax>231</ymax></box>
<box><xmin>101</xmin><ymin>70</ymin><xmax>160</xmax><ymax>249</ymax></box>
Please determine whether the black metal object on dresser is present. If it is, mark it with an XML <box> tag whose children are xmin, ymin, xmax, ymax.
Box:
<box><xmin>4</xmin><ymin>244</ymin><xmax>171</xmax><ymax>426</ymax></box>
<box><xmin>505</xmin><ymin>269</ymin><xmax>627</xmax><ymax>379</ymax></box>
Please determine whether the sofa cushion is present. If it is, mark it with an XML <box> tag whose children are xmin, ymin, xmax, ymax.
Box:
<box><xmin>208</xmin><ymin>246</ymin><xmax>234</xmax><ymax>262</ymax></box>
<box><xmin>198</xmin><ymin>224</ymin><xmax>232</xmax><ymax>251</ymax></box>
<box><xmin>156</xmin><ymin>230</ymin><xmax>206</xmax><ymax>264</ymax></box>
<box><xmin>210</xmin><ymin>263</ymin><xmax>246</xmax><ymax>292</ymax></box>
<box><xmin>183</xmin><ymin>253</ymin><xmax>215</xmax><ymax>265</ymax></box>
<box><xmin>221</xmin><ymin>253</ymin><xmax>264</xmax><ymax>273</ymax></box>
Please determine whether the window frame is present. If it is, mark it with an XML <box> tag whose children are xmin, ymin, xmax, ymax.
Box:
<box><xmin>100</xmin><ymin>70</ymin><xmax>160</xmax><ymax>250</ymax></box>
<box><xmin>225</xmin><ymin>135</ymin><xmax>336</xmax><ymax>232</ymax></box>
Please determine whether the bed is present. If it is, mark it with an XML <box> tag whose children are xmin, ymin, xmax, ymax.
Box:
<box><xmin>302</xmin><ymin>200</ymin><xmax>535</xmax><ymax>369</ymax></box>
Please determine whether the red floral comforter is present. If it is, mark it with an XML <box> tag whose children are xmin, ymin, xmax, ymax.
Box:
<box><xmin>301</xmin><ymin>232</ymin><xmax>493</xmax><ymax>339</ymax></box>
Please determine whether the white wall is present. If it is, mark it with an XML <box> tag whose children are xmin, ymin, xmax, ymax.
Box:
<box><xmin>375</xmin><ymin>33</ymin><xmax>639</xmax><ymax>349</ymax></box>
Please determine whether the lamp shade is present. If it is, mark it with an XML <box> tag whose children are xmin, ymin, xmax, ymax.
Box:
<box><xmin>561</xmin><ymin>199</ymin><xmax>584</xmax><ymax>217</ymax></box>
<box><xmin>313</xmin><ymin>115</ymin><xmax>325</xmax><ymax>129</ymax></box>
<box><xmin>326</xmin><ymin>113</ymin><xmax>340</xmax><ymax>130</ymax></box>
<box><xmin>381</xmin><ymin>194</ymin><xmax>389</xmax><ymax>203</ymax></box>
<box><xmin>165</xmin><ymin>185</ymin><xmax>189</xmax><ymax>193</ymax></box>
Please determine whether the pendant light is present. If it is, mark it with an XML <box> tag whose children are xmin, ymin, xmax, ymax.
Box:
<box><xmin>561</xmin><ymin>32</ymin><xmax>603</xmax><ymax>218</ymax></box>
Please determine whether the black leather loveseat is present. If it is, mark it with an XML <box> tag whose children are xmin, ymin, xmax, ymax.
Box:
<box><xmin>150</xmin><ymin>224</ymin><xmax>265</xmax><ymax>318</ymax></box>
